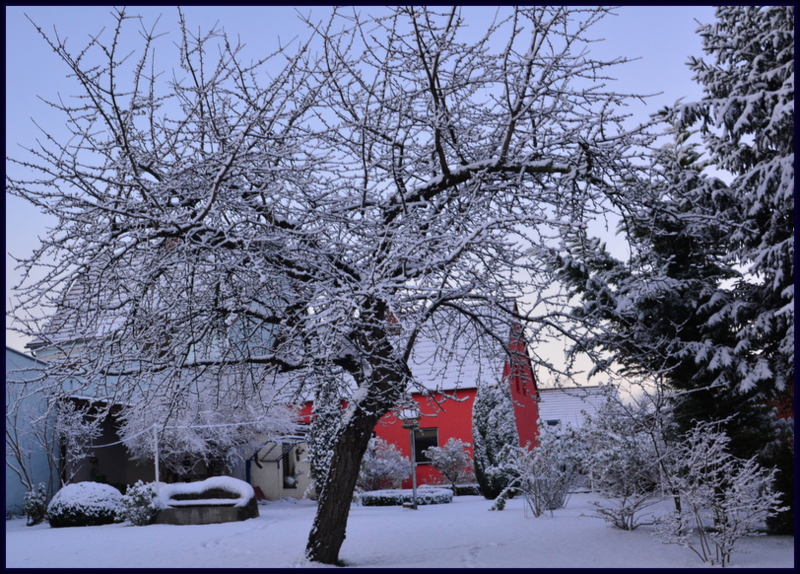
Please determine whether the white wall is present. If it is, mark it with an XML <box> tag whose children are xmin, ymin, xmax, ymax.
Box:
<box><xmin>248</xmin><ymin>439</ymin><xmax>313</xmax><ymax>501</ymax></box>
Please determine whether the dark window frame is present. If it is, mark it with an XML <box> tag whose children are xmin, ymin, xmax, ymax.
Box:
<box><xmin>413</xmin><ymin>427</ymin><xmax>438</xmax><ymax>464</ymax></box>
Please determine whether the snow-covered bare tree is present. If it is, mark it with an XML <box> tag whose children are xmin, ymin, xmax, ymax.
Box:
<box><xmin>357</xmin><ymin>437</ymin><xmax>412</xmax><ymax>492</ymax></box>
<box><xmin>5</xmin><ymin>384</ymin><xmax>59</xmax><ymax>500</ymax></box>
<box><xmin>54</xmin><ymin>400</ymin><xmax>104</xmax><ymax>483</ymax></box>
<box><xmin>6</xmin><ymin>386</ymin><xmax>101</xmax><ymax>501</ymax></box>
<box><xmin>119</xmin><ymin>384</ymin><xmax>296</xmax><ymax>477</ymax></box>
<box><xmin>423</xmin><ymin>438</ymin><xmax>473</xmax><ymax>492</ymax></box>
<box><xmin>472</xmin><ymin>383</ymin><xmax>519</xmax><ymax>499</ymax></box>
<box><xmin>7</xmin><ymin>7</ymin><xmax>656</xmax><ymax>564</ymax></box>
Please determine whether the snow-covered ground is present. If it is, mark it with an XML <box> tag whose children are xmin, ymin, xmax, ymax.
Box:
<box><xmin>6</xmin><ymin>493</ymin><xmax>794</xmax><ymax>568</ymax></box>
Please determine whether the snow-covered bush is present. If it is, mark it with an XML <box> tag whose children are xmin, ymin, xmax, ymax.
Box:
<box><xmin>473</xmin><ymin>384</ymin><xmax>519</xmax><ymax>499</ymax></box>
<box><xmin>23</xmin><ymin>483</ymin><xmax>48</xmax><ymax>526</ymax></box>
<box><xmin>121</xmin><ymin>481</ymin><xmax>159</xmax><ymax>526</ymax></box>
<box><xmin>655</xmin><ymin>421</ymin><xmax>786</xmax><ymax>566</ymax></box>
<box><xmin>46</xmin><ymin>482</ymin><xmax>124</xmax><ymax>528</ymax></box>
<box><xmin>359</xmin><ymin>488</ymin><xmax>453</xmax><ymax>507</ymax></box>
<box><xmin>423</xmin><ymin>438</ymin><xmax>474</xmax><ymax>492</ymax></box>
<box><xmin>577</xmin><ymin>393</ymin><xmax>666</xmax><ymax>530</ymax></box>
<box><xmin>489</xmin><ymin>432</ymin><xmax>578</xmax><ymax>517</ymax></box>
<box><xmin>358</xmin><ymin>437</ymin><xmax>412</xmax><ymax>492</ymax></box>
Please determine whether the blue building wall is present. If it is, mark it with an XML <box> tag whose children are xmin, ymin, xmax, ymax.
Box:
<box><xmin>5</xmin><ymin>347</ymin><xmax>59</xmax><ymax>516</ymax></box>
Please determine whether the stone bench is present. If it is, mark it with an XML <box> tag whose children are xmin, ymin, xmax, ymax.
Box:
<box><xmin>153</xmin><ymin>478</ymin><xmax>259</xmax><ymax>525</ymax></box>
<box><xmin>154</xmin><ymin>498</ymin><xmax>259</xmax><ymax>525</ymax></box>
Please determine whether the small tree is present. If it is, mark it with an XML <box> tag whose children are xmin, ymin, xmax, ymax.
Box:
<box><xmin>656</xmin><ymin>420</ymin><xmax>785</xmax><ymax>566</ymax></box>
<box><xmin>423</xmin><ymin>438</ymin><xmax>473</xmax><ymax>492</ymax></box>
<box><xmin>472</xmin><ymin>384</ymin><xmax>519</xmax><ymax>499</ymax></box>
<box><xmin>357</xmin><ymin>437</ymin><xmax>413</xmax><ymax>492</ymax></box>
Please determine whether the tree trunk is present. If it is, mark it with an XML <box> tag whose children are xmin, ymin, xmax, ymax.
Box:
<box><xmin>305</xmin><ymin>302</ymin><xmax>410</xmax><ymax>565</ymax></box>
<box><xmin>305</xmin><ymin>408</ymin><xmax>380</xmax><ymax>565</ymax></box>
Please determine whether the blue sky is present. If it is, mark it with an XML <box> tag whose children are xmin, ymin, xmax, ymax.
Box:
<box><xmin>5</xmin><ymin>5</ymin><xmax>718</xmax><ymax>355</ymax></box>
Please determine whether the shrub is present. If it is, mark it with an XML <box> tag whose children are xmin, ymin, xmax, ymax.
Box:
<box><xmin>359</xmin><ymin>488</ymin><xmax>453</xmax><ymax>506</ymax></box>
<box><xmin>489</xmin><ymin>442</ymin><xmax>576</xmax><ymax>517</ymax></box>
<box><xmin>24</xmin><ymin>483</ymin><xmax>48</xmax><ymax>526</ymax></box>
<box><xmin>423</xmin><ymin>438</ymin><xmax>474</xmax><ymax>492</ymax></box>
<box><xmin>121</xmin><ymin>481</ymin><xmax>159</xmax><ymax>526</ymax></box>
<box><xmin>358</xmin><ymin>437</ymin><xmax>413</xmax><ymax>491</ymax></box>
<box><xmin>47</xmin><ymin>482</ymin><xmax>124</xmax><ymax>528</ymax></box>
<box><xmin>655</xmin><ymin>422</ymin><xmax>786</xmax><ymax>566</ymax></box>
<box><xmin>422</xmin><ymin>483</ymin><xmax>481</xmax><ymax>496</ymax></box>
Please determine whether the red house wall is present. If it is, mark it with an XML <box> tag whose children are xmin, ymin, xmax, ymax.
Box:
<box><xmin>296</xmin><ymin>313</ymin><xmax>540</xmax><ymax>489</ymax></box>
<box><xmin>373</xmin><ymin>388</ymin><xmax>477</xmax><ymax>488</ymax></box>
<box><xmin>505</xmin><ymin>318</ymin><xmax>540</xmax><ymax>448</ymax></box>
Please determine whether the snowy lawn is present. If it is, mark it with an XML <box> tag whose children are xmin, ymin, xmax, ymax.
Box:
<box><xmin>6</xmin><ymin>493</ymin><xmax>793</xmax><ymax>568</ymax></box>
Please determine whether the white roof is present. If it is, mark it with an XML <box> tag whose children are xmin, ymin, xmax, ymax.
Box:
<box><xmin>407</xmin><ymin>332</ymin><xmax>505</xmax><ymax>392</ymax></box>
<box><xmin>537</xmin><ymin>386</ymin><xmax>605</xmax><ymax>428</ymax></box>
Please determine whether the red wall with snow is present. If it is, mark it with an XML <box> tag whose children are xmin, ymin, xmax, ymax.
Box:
<box><xmin>296</xmin><ymin>315</ymin><xmax>540</xmax><ymax>489</ymax></box>
<box><xmin>373</xmin><ymin>388</ymin><xmax>477</xmax><ymax>488</ymax></box>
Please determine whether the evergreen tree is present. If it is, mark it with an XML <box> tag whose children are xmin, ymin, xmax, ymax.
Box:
<box><xmin>672</xmin><ymin>6</ymin><xmax>794</xmax><ymax>534</ymax></box>
<box><xmin>675</xmin><ymin>6</ymin><xmax>794</xmax><ymax>400</ymax></box>
<box><xmin>472</xmin><ymin>383</ymin><xmax>519</xmax><ymax>499</ymax></box>
<box><xmin>551</xmin><ymin>6</ymin><xmax>794</xmax><ymax>534</ymax></box>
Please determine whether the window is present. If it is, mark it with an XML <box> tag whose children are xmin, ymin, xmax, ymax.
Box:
<box><xmin>413</xmin><ymin>428</ymin><xmax>438</xmax><ymax>464</ymax></box>
<box><xmin>546</xmin><ymin>419</ymin><xmax>561</xmax><ymax>427</ymax></box>
<box><xmin>282</xmin><ymin>450</ymin><xmax>297</xmax><ymax>488</ymax></box>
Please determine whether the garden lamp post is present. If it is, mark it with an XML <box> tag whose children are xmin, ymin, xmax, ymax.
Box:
<box><xmin>400</xmin><ymin>406</ymin><xmax>421</xmax><ymax>509</ymax></box>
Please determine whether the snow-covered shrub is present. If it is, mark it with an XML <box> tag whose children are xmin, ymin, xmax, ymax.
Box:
<box><xmin>453</xmin><ymin>484</ymin><xmax>481</xmax><ymax>496</ymax></box>
<box><xmin>655</xmin><ymin>421</ymin><xmax>786</xmax><ymax>566</ymax></box>
<box><xmin>423</xmin><ymin>438</ymin><xmax>474</xmax><ymax>492</ymax></box>
<box><xmin>46</xmin><ymin>482</ymin><xmax>124</xmax><ymax>528</ymax></box>
<box><xmin>473</xmin><ymin>384</ymin><xmax>519</xmax><ymax>499</ymax></box>
<box><xmin>420</xmin><ymin>482</ymin><xmax>480</xmax><ymax>496</ymax></box>
<box><xmin>489</xmin><ymin>431</ymin><xmax>578</xmax><ymax>517</ymax></box>
<box><xmin>358</xmin><ymin>437</ymin><xmax>412</xmax><ymax>491</ymax></box>
<box><xmin>23</xmin><ymin>483</ymin><xmax>48</xmax><ymax>526</ymax></box>
<box><xmin>577</xmin><ymin>394</ymin><xmax>665</xmax><ymax>530</ymax></box>
<box><xmin>121</xmin><ymin>481</ymin><xmax>159</xmax><ymax>526</ymax></box>
<box><xmin>359</xmin><ymin>488</ymin><xmax>453</xmax><ymax>507</ymax></box>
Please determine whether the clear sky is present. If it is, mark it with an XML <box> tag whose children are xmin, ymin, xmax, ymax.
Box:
<box><xmin>5</xmin><ymin>6</ymin><xmax>718</xmax><ymax>364</ymax></box>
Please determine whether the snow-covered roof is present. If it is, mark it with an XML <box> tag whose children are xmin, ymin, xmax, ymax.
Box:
<box><xmin>537</xmin><ymin>386</ymin><xmax>605</xmax><ymax>428</ymax></box>
<box><xmin>407</xmin><ymin>332</ymin><xmax>505</xmax><ymax>392</ymax></box>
